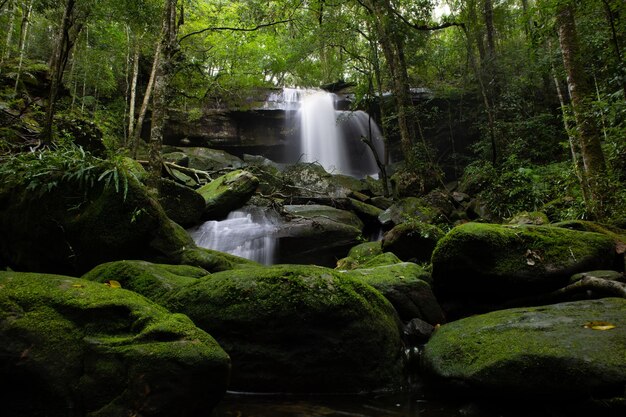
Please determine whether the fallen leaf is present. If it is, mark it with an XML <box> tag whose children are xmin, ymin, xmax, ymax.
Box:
<box><xmin>72</xmin><ymin>284</ymin><xmax>84</xmax><ymax>288</ymax></box>
<box><xmin>104</xmin><ymin>280</ymin><xmax>122</xmax><ymax>289</ymax></box>
<box><xmin>583</xmin><ymin>321</ymin><xmax>616</xmax><ymax>330</ymax></box>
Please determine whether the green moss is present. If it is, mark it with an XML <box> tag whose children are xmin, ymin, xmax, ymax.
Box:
<box><xmin>431</xmin><ymin>222</ymin><xmax>617</xmax><ymax>299</ymax></box>
<box><xmin>0</xmin><ymin>271</ymin><xmax>230</xmax><ymax>417</ymax></box>
<box><xmin>82</xmin><ymin>260</ymin><xmax>207</xmax><ymax>302</ymax></box>
<box><xmin>164</xmin><ymin>264</ymin><xmax>404</xmax><ymax>392</ymax></box>
<box><xmin>422</xmin><ymin>298</ymin><xmax>626</xmax><ymax>397</ymax></box>
<box><xmin>196</xmin><ymin>170</ymin><xmax>259</xmax><ymax>219</ymax></box>
<box><xmin>335</xmin><ymin>241</ymin><xmax>383</xmax><ymax>270</ymax></box>
<box><xmin>382</xmin><ymin>221</ymin><xmax>444</xmax><ymax>263</ymax></box>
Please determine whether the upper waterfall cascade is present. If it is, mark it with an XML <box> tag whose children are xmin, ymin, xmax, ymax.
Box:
<box><xmin>265</xmin><ymin>88</ymin><xmax>385</xmax><ymax>178</ymax></box>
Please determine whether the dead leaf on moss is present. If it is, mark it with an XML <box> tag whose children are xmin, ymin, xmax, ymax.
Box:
<box><xmin>104</xmin><ymin>280</ymin><xmax>122</xmax><ymax>289</ymax></box>
<box><xmin>583</xmin><ymin>321</ymin><xmax>616</xmax><ymax>331</ymax></box>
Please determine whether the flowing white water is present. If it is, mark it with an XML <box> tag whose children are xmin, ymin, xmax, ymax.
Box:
<box><xmin>188</xmin><ymin>208</ymin><xmax>279</xmax><ymax>265</ymax></box>
<box><xmin>266</xmin><ymin>88</ymin><xmax>385</xmax><ymax>178</ymax></box>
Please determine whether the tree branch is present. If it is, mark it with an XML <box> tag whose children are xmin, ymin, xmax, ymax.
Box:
<box><xmin>179</xmin><ymin>19</ymin><xmax>293</xmax><ymax>44</ymax></box>
<box><xmin>390</xmin><ymin>6</ymin><xmax>465</xmax><ymax>32</ymax></box>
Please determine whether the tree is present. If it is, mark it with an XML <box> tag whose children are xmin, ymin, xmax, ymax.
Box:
<box><xmin>556</xmin><ymin>0</ymin><xmax>608</xmax><ymax>215</ymax></box>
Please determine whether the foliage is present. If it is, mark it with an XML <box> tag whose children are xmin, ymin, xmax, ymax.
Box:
<box><xmin>0</xmin><ymin>141</ymin><xmax>139</xmax><ymax>199</ymax></box>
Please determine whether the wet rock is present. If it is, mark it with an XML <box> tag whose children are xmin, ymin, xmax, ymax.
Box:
<box><xmin>157</xmin><ymin>178</ymin><xmax>205</xmax><ymax>227</ymax></box>
<box><xmin>403</xmin><ymin>318</ymin><xmax>436</xmax><ymax>345</ymax></box>
<box><xmin>335</xmin><ymin>241</ymin><xmax>383</xmax><ymax>270</ymax></box>
<box><xmin>382</xmin><ymin>221</ymin><xmax>444</xmax><ymax>263</ymax></box>
<box><xmin>163</xmin><ymin>264</ymin><xmax>404</xmax><ymax>393</ymax></box>
<box><xmin>197</xmin><ymin>170</ymin><xmax>259</xmax><ymax>219</ymax></box>
<box><xmin>0</xmin><ymin>159</ymin><xmax>221</xmax><ymax>275</ymax></box>
<box><xmin>82</xmin><ymin>260</ymin><xmax>208</xmax><ymax>300</ymax></box>
<box><xmin>0</xmin><ymin>271</ymin><xmax>230</xmax><ymax>417</ymax></box>
<box><xmin>378</xmin><ymin>197</ymin><xmax>438</xmax><ymax>227</ymax></box>
<box><xmin>161</xmin><ymin>151</ymin><xmax>190</xmax><ymax>167</ymax></box>
<box><xmin>422</xmin><ymin>298</ymin><xmax>626</xmax><ymax>400</ymax></box>
<box><xmin>178</xmin><ymin>147</ymin><xmax>244</xmax><ymax>172</ymax></box>
<box><xmin>343</xmin><ymin>263</ymin><xmax>443</xmax><ymax>324</ymax></box>
<box><xmin>506</xmin><ymin>211</ymin><xmax>550</xmax><ymax>225</ymax></box>
<box><xmin>277</xmin><ymin>204</ymin><xmax>363</xmax><ymax>266</ymax></box>
<box><xmin>431</xmin><ymin>223</ymin><xmax>618</xmax><ymax>306</ymax></box>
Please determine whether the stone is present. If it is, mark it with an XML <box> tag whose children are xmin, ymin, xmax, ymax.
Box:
<box><xmin>196</xmin><ymin>170</ymin><xmax>259</xmax><ymax>219</ymax></box>
<box><xmin>277</xmin><ymin>205</ymin><xmax>364</xmax><ymax>266</ymax></box>
<box><xmin>382</xmin><ymin>221</ymin><xmax>444</xmax><ymax>263</ymax></box>
<box><xmin>177</xmin><ymin>147</ymin><xmax>244</xmax><ymax>172</ymax></box>
<box><xmin>422</xmin><ymin>298</ymin><xmax>626</xmax><ymax>400</ymax></box>
<box><xmin>157</xmin><ymin>178</ymin><xmax>205</xmax><ymax>227</ymax></box>
<box><xmin>507</xmin><ymin>211</ymin><xmax>550</xmax><ymax>225</ymax></box>
<box><xmin>431</xmin><ymin>223</ymin><xmax>618</xmax><ymax>304</ymax></box>
<box><xmin>343</xmin><ymin>263</ymin><xmax>443</xmax><ymax>324</ymax></box>
<box><xmin>0</xmin><ymin>271</ymin><xmax>230</xmax><ymax>417</ymax></box>
<box><xmin>82</xmin><ymin>260</ymin><xmax>208</xmax><ymax>301</ymax></box>
<box><xmin>378</xmin><ymin>197</ymin><xmax>438</xmax><ymax>227</ymax></box>
<box><xmin>163</xmin><ymin>264</ymin><xmax>404</xmax><ymax>393</ymax></box>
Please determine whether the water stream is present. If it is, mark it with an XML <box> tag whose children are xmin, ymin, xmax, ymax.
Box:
<box><xmin>188</xmin><ymin>207</ymin><xmax>279</xmax><ymax>265</ymax></box>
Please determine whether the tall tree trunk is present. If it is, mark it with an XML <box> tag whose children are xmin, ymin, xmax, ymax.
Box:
<box><xmin>363</xmin><ymin>0</ymin><xmax>415</xmax><ymax>164</ymax></box>
<box><xmin>13</xmin><ymin>0</ymin><xmax>33</xmax><ymax>93</ymax></box>
<box><xmin>2</xmin><ymin>0</ymin><xmax>16</xmax><ymax>63</ymax></box>
<box><xmin>43</xmin><ymin>0</ymin><xmax>77</xmax><ymax>144</ymax></box>
<box><xmin>556</xmin><ymin>2</ymin><xmax>607</xmax><ymax>216</ymax></box>
<box><xmin>601</xmin><ymin>0</ymin><xmax>626</xmax><ymax>97</ymax></box>
<box><xmin>127</xmin><ymin>38</ymin><xmax>140</xmax><ymax>142</ymax></box>
<box><xmin>147</xmin><ymin>0</ymin><xmax>178</xmax><ymax>192</ymax></box>
<box><xmin>132</xmin><ymin>41</ymin><xmax>160</xmax><ymax>158</ymax></box>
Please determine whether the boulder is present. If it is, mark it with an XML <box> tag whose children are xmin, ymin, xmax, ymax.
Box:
<box><xmin>157</xmin><ymin>178</ymin><xmax>205</xmax><ymax>227</ymax></box>
<box><xmin>196</xmin><ymin>170</ymin><xmax>259</xmax><ymax>219</ymax></box>
<box><xmin>82</xmin><ymin>260</ymin><xmax>208</xmax><ymax>301</ymax></box>
<box><xmin>336</xmin><ymin>241</ymin><xmax>383</xmax><ymax>270</ymax></box>
<box><xmin>343</xmin><ymin>263</ymin><xmax>443</xmax><ymax>325</ymax></box>
<box><xmin>280</xmin><ymin>163</ymin><xmax>352</xmax><ymax>198</ymax></box>
<box><xmin>178</xmin><ymin>147</ymin><xmax>243</xmax><ymax>172</ymax></box>
<box><xmin>161</xmin><ymin>151</ymin><xmax>190</xmax><ymax>167</ymax></box>
<box><xmin>422</xmin><ymin>298</ymin><xmax>626</xmax><ymax>400</ymax></box>
<box><xmin>277</xmin><ymin>205</ymin><xmax>364</xmax><ymax>266</ymax></box>
<box><xmin>431</xmin><ymin>223</ymin><xmax>618</xmax><ymax>304</ymax></box>
<box><xmin>163</xmin><ymin>264</ymin><xmax>404</xmax><ymax>393</ymax></box>
<box><xmin>0</xmin><ymin>156</ymin><xmax>251</xmax><ymax>275</ymax></box>
<box><xmin>378</xmin><ymin>197</ymin><xmax>438</xmax><ymax>228</ymax></box>
<box><xmin>0</xmin><ymin>271</ymin><xmax>230</xmax><ymax>417</ymax></box>
<box><xmin>507</xmin><ymin>211</ymin><xmax>550</xmax><ymax>225</ymax></box>
<box><xmin>382</xmin><ymin>221</ymin><xmax>444</xmax><ymax>263</ymax></box>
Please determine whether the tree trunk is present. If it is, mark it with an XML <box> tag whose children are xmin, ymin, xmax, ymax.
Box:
<box><xmin>13</xmin><ymin>0</ymin><xmax>33</xmax><ymax>92</ymax></box>
<box><xmin>556</xmin><ymin>2</ymin><xmax>607</xmax><ymax>216</ymax></box>
<box><xmin>127</xmin><ymin>38</ymin><xmax>140</xmax><ymax>142</ymax></box>
<box><xmin>132</xmin><ymin>41</ymin><xmax>160</xmax><ymax>158</ymax></box>
<box><xmin>43</xmin><ymin>0</ymin><xmax>77</xmax><ymax>144</ymax></box>
<box><xmin>363</xmin><ymin>0</ymin><xmax>415</xmax><ymax>163</ymax></box>
<box><xmin>147</xmin><ymin>0</ymin><xmax>178</xmax><ymax>192</ymax></box>
<box><xmin>2</xmin><ymin>0</ymin><xmax>16</xmax><ymax>62</ymax></box>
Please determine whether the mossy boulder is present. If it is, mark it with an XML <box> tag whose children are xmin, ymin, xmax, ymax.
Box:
<box><xmin>343</xmin><ymin>263</ymin><xmax>443</xmax><ymax>325</ymax></box>
<box><xmin>163</xmin><ymin>264</ymin><xmax>404</xmax><ymax>393</ymax></box>
<box><xmin>0</xmin><ymin>164</ymin><xmax>208</xmax><ymax>275</ymax></box>
<box><xmin>431</xmin><ymin>223</ymin><xmax>618</xmax><ymax>303</ymax></box>
<box><xmin>178</xmin><ymin>147</ymin><xmax>243</xmax><ymax>172</ymax></box>
<box><xmin>336</xmin><ymin>241</ymin><xmax>384</xmax><ymax>270</ymax></box>
<box><xmin>157</xmin><ymin>178</ymin><xmax>205</xmax><ymax>227</ymax></box>
<box><xmin>348</xmin><ymin>198</ymin><xmax>384</xmax><ymax>227</ymax></box>
<box><xmin>507</xmin><ymin>211</ymin><xmax>550</xmax><ymax>225</ymax></box>
<box><xmin>280</xmin><ymin>163</ymin><xmax>353</xmax><ymax>198</ymax></box>
<box><xmin>422</xmin><ymin>298</ymin><xmax>626</xmax><ymax>400</ymax></box>
<box><xmin>82</xmin><ymin>260</ymin><xmax>208</xmax><ymax>301</ymax></box>
<box><xmin>277</xmin><ymin>205</ymin><xmax>364</xmax><ymax>266</ymax></box>
<box><xmin>196</xmin><ymin>170</ymin><xmax>259</xmax><ymax>219</ymax></box>
<box><xmin>0</xmin><ymin>271</ymin><xmax>230</xmax><ymax>417</ymax></box>
<box><xmin>382</xmin><ymin>221</ymin><xmax>444</xmax><ymax>263</ymax></box>
<box><xmin>378</xmin><ymin>197</ymin><xmax>438</xmax><ymax>227</ymax></box>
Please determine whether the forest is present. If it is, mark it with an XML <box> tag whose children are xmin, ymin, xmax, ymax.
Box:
<box><xmin>1</xmin><ymin>1</ymin><xmax>626</xmax><ymax>417</ymax></box>
<box><xmin>1</xmin><ymin>0</ymin><xmax>624</xmax><ymax>220</ymax></box>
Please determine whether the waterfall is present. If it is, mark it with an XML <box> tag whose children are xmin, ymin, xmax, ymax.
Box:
<box><xmin>188</xmin><ymin>208</ymin><xmax>279</xmax><ymax>265</ymax></box>
<box><xmin>265</xmin><ymin>88</ymin><xmax>385</xmax><ymax>178</ymax></box>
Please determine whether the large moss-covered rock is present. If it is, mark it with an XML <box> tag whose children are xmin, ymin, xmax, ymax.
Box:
<box><xmin>422</xmin><ymin>298</ymin><xmax>626</xmax><ymax>399</ymax></box>
<box><xmin>0</xmin><ymin>164</ymin><xmax>196</xmax><ymax>275</ymax></box>
<box><xmin>431</xmin><ymin>223</ymin><xmax>618</xmax><ymax>302</ymax></box>
<box><xmin>82</xmin><ymin>260</ymin><xmax>208</xmax><ymax>301</ymax></box>
<box><xmin>196</xmin><ymin>170</ymin><xmax>259</xmax><ymax>219</ymax></box>
<box><xmin>277</xmin><ymin>205</ymin><xmax>364</xmax><ymax>266</ymax></box>
<box><xmin>0</xmin><ymin>271</ymin><xmax>230</xmax><ymax>417</ymax></box>
<box><xmin>343</xmin><ymin>263</ymin><xmax>443</xmax><ymax>325</ymax></box>
<box><xmin>378</xmin><ymin>197</ymin><xmax>438</xmax><ymax>227</ymax></box>
<box><xmin>336</xmin><ymin>241</ymin><xmax>384</xmax><ymax>270</ymax></box>
<box><xmin>178</xmin><ymin>147</ymin><xmax>244</xmax><ymax>172</ymax></box>
<box><xmin>163</xmin><ymin>264</ymin><xmax>404</xmax><ymax>393</ymax></box>
<box><xmin>157</xmin><ymin>178</ymin><xmax>205</xmax><ymax>227</ymax></box>
<box><xmin>382</xmin><ymin>221</ymin><xmax>444</xmax><ymax>263</ymax></box>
